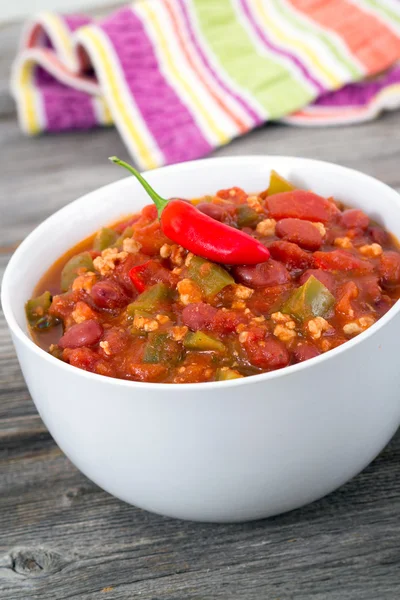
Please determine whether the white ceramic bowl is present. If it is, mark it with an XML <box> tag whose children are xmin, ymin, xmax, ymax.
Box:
<box><xmin>3</xmin><ymin>156</ymin><xmax>400</xmax><ymax>522</ymax></box>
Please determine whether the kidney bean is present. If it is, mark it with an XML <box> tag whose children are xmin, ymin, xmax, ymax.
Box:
<box><xmin>266</xmin><ymin>190</ymin><xmax>336</xmax><ymax>223</ymax></box>
<box><xmin>299</xmin><ymin>269</ymin><xmax>336</xmax><ymax>293</ymax></box>
<box><xmin>293</xmin><ymin>343</ymin><xmax>320</xmax><ymax>363</ymax></box>
<box><xmin>91</xmin><ymin>280</ymin><xmax>128</xmax><ymax>309</ymax></box>
<box><xmin>233</xmin><ymin>259</ymin><xmax>290</xmax><ymax>288</ymax></box>
<box><xmin>244</xmin><ymin>333</ymin><xmax>290</xmax><ymax>370</ymax></box>
<box><xmin>197</xmin><ymin>202</ymin><xmax>226</xmax><ymax>221</ymax></box>
<box><xmin>59</xmin><ymin>319</ymin><xmax>103</xmax><ymax>349</ymax></box>
<box><xmin>275</xmin><ymin>218</ymin><xmax>323</xmax><ymax>251</ymax></box>
<box><xmin>269</xmin><ymin>241</ymin><xmax>312</xmax><ymax>270</ymax></box>
<box><xmin>341</xmin><ymin>209</ymin><xmax>369</xmax><ymax>230</ymax></box>
<box><xmin>181</xmin><ymin>303</ymin><xmax>218</xmax><ymax>331</ymax></box>
<box><xmin>369</xmin><ymin>226</ymin><xmax>389</xmax><ymax>246</ymax></box>
<box><xmin>379</xmin><ymin>251</ymin><xmax>400</xmax><ymax>286</ymax></box>
<box><xmin>314</xmin><ymin>250</ymin><xmax>374</xmax><ymax>273</ymax></box>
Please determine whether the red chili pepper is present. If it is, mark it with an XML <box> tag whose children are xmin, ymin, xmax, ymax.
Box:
<box><xmin>109</xmin><ymin>157</ymin><xmax>270</xmax><ymax>265</ymax></box>
<box><xmin>129</xmin><ymin>262</ymin><xmax>149</xmax><ymax>292</ymax></box>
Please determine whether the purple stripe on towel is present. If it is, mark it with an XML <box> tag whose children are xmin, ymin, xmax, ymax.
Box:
<box><xmin>35</xmin><ymin>66</ymin><xmax>98</xmax><ymax>131</ymax></box>
<box><xmin>314</xmin><ymin>65</ymin><xmax>400</xmax><ymax>107</ymax></box>
<box><xmin>63</xmin><ymin>15</ymin><xmax>93</xmax><ymax>33</ymax></box>
<box><xmin>99</xmin><ymin>7</ymin><xmax>213</xmax><ymax>164</ymax></box>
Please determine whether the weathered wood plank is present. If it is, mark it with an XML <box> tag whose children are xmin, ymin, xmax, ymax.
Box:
<box><xmin>1</xmin><ymin>13</ymin><xmax>400</xmax><ymax>600</ymax></box>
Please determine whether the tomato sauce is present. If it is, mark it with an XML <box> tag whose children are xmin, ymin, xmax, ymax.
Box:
<box><xmin>26</xmin><ymin>173</ymin><xmax>400</xmax><ymax>383</ymax></box>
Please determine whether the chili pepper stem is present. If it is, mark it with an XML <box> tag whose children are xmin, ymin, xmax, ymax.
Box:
<box><xmin>109</xmin><ymin>156</ymin><xmax>168</xmax><ymax>217</ymax></box>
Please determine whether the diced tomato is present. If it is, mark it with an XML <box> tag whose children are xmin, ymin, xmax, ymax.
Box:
<box><xmin>63</xmin><ymin>347</ymin><xmax>100</xmax><ymax>371</ymax></box>
<box><xmin>243</xmin><ymin>332</ymin><xmax>290</xmax><ymax>370</ymax></box>
<box><xmin>341</xmin><ymin>209</ymin><xmax>369</xmax><ymax>230</ymax></box>
<box><xmin>248</xmin><ymin>285</ymin><xmax>293</xmax><ymax>314</ymax></box>
<box><xmin>379</xmin><ymin>251</ymin><xmax>400</xmax><ymax>286</ymax></box>
<box><xmin>335</xmin><ymin>281</ymin><xmax>359</xmax><ymax>316</ymax></box>
<box><xmin>275</xmin><ymin>218</ymin><xmax>323</xmax><ymax>251</ymax></box>
<box><xmin>266</xmin><ymin>190</ymin><xmax>337</xmax><ymax>223</ymax></box>
<box><xmin>213</xmin><ymin>309</ymin><xmax>247</xmax><ymax>334</ymax></box>
<box><xmin>313</xmin><ymin>250</ymin><xmax>374</xmax><ymax>273</ymax></box>
<box><xmin>141</xmin><ymin>204</ymin><xmax>158</xmax><ymax>221</ymax></box>
<box><xmin>269</xmin><ymin>241</ymin><xmax>312</xmax><ymax>270</ymax></box>
<box><xmin>134</xmin><ymin>220</ymin><xmax>171</xmax><ymax>255</ymax></box>
<box><xmin>129</xmin><ymin>259</ymin><xmax>177</xmax><ymax>291</ymax></box>
<box><xmin>216</xmin><ymin>186</ymin><xmax>247</xmax><ymax>203</ymax></box>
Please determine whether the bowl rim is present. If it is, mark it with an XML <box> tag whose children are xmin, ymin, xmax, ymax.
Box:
<box><xmin>3</xmin><ymin>154</ymin><xmax>400</xmax><ymax>391</ymax></box>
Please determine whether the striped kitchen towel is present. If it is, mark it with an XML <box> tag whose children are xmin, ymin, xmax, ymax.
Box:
<box><xmin>11</xmin><ymin>0</ymin><xmax>400</xmax><ymax>169</ymax></box>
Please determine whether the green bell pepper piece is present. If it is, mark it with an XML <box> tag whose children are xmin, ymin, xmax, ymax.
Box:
<box><xmin>115</xmin><ymin>226</ymin><xmax>134</xmax><ymax>249</ymax></box>
<box><xmin>268</xmin><ymin>170</ymin><xmax>295</xmax><ymax>196</ymax></box>
<box><xmin>25</xmin><ymin>291</ymin><xmax>58</xmax><ymax>330</ymax></box>
<box><xmin>216</xmin><ymin>367</ymin><xmax>243</xmax><ymax>380</ymax></box>
<box><xmin>61</xmin><ymin>252</ymin><xmax>94</xmax><ymax>292</ymax></box>
<box><xmin>127</xmin><ymin>283</ymin><xmax>171</xmax><ymax>316</ymax></box>
<box><xmin>184</xmin><ymin>331</ymin><xmax>225</xmax><ymax>353</ymax></box>
<box><xmin>281</xmin><ymin>275</ymin><xmax>335</xmax><ymax>322</ymax></box>
<box><xmin>93</xmin><ymin>227</ymin><xmax>118</xmax><ymax>251</ymax></box>
<box><xmin>187</xmin><ymin>256</ymin><xmax>234</xmax><ymax>298</ymax></box>
<box><xmin>143</xmin><ymin>332</ymin><xmax>183</xmax><ymax>364</ymax></box>
<box><xmin>236</xmin><ymin>204</ymin><xmax>259</xmax><ymax>228</ymax></box>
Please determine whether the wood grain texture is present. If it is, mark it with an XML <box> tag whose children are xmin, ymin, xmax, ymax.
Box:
<box><xmin>1</xmin><ymin>15</ymin><xmax>400</xmax><ymax>600</ymax></box>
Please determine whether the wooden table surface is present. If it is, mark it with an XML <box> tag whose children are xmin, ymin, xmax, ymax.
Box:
<box><xmin>1</xmin><ymin>15</ymin><xmax>400</xmax><ymax>600</ymax></box>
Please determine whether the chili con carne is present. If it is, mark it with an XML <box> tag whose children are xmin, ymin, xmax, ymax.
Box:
<box><xmin>26</xmin><ymin>169</ymin><xmax>400</xmax><ymax>384</ymax></box>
